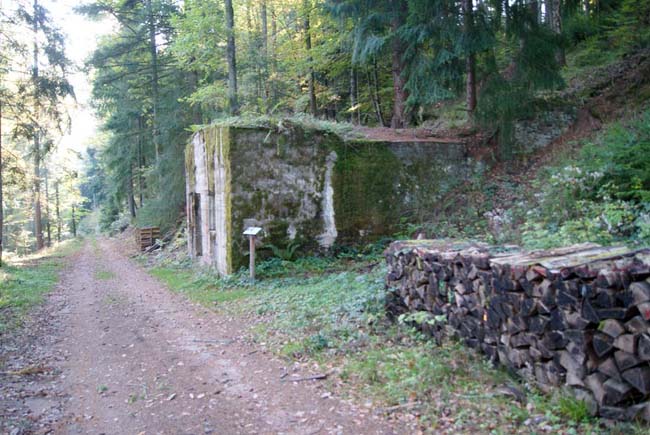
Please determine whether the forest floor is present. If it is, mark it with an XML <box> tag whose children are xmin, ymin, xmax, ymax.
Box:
<box><xmin>3</xmin><ymin>236</ymin><xmax>650</xmax><ymax>434</ymax></box>
<box><xmin>0</xmin><ymin>238</ymin><xmax>409</xmax><ymax>435</ymax></box>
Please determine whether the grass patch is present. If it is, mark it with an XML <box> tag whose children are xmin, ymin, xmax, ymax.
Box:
<box><xmin>0</xmin><ymin>240</ymin><xmax>81</xmax><ymax>332</ymax></box>
<box><xmin>95</xmin><ymin>270</ymin><xmax>115</xmax><ymax>280</ymax></box>
<box><xmin>150</xmin><ymin>267</ymin><xmax>256</xmax><ymax>305</ymax></box>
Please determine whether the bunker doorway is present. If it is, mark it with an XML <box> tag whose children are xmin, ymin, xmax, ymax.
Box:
<box><xmin>192</xmin><ymin>192</ymin><xmax>203</xmax><ymax>256</ymax></box>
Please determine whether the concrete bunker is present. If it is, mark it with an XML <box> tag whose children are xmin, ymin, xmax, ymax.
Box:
<box><xmin>185</xmin><ymin>120</ymin><xmax>472</xmax><ymax>275</ymax></box>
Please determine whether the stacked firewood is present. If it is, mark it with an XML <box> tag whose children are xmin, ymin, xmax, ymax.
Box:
<box><xmin>385</xmin><ymin>240</ymin><xmax>650</xmax><ymax>421</ymax></box>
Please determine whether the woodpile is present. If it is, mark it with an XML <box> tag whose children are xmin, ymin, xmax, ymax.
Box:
<box><xmin>385</xmin><ymin>240</ymin><xmax>650</xmax><ymax>421</ymax></box>
<box><xmin>135</xmin><ymin>227</ymin><xmax>160</xmax><ymax>251</ymax></box>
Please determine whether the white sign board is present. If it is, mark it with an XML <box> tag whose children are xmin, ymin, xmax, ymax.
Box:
<box><xmin>243</xmin><ymin>227</ymin><xmax>263</xmax><ymax>236</ymax></box>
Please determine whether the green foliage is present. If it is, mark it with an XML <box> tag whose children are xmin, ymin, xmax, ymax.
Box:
<box><xmin>582</xmin><ymin>112</ymin><xmax>650</xmax><ymax>202</ymax></box>
<box><xmin>267</xmin><ymin>241</ymin><xmax>301</xmax><ymax>261</ymax></box>
<box><xmin>555</xmin><ymin>394</ymin><xmax>592</xmax><ymax>423</ymax></box>
<box><xmin>610</xmin><ymin>0</ymin><xmax>650</xmax><ymax>50</ymax></box>
<box><xmin>564</xmin><ymin>13</ymin><xmax>603</xmax><ymax>45</ymax></box>
<box><xmin>81</xmin><ymin>0</ymin><xmax>195</xmax><ymax>234</ymax></box>
<box><xmin>522</xmin><ymin>111</ymin><xmax>650</xmax><ymax>249</ymax></box>
<box><xmin>476</xmin><ymin>3</ymin><xmax>565</xmax><ymax>159</ymax></box>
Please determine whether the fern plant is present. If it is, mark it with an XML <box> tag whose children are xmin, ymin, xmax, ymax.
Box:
<box><xmin>267</xmin><ymin>241</ymin><xmax>301</xmax><ymax>262</ymax></box>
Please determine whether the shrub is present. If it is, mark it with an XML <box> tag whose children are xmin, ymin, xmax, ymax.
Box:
<box><xmin>521</xmin><ymin>110</ymin><xmax>650</xmax><ymax>248</ymax></box>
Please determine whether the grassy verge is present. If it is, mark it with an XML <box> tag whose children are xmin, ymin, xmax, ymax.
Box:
<box><xmin>149</xmin><ymin>267</ymin><xmax>257</xmax><ymax>305</ymax></box>
<box><xmin>0</xmin><ymin>240</ymin><xmax>81</xmax><ymax>332</ymax></box>
<box><xmin>148</xmin><ymin>254</ymin><xmax>647</xmax><ymax>434</ymax></box>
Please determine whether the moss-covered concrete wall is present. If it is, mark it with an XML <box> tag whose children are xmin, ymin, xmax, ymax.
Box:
<box><xmin>228</xmin><ymin>125</ymin><xmax>340</xmax><ymax>269</ymax></box>
<box><xmin>332</xmin><ymin>140</ymin><xmax>469</xmax><ymax>244</ymax></box>
<box><xmin>186</xmin><ymin>121</ymin><xmax>471</xmax><ymax>275</ymax></box>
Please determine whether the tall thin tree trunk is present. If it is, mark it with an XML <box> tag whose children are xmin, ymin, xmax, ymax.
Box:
<box><xmin>71</xmin><ymin>204</ymin><xmax>76</xmax><ymax>238</ymax></box>
<box><xmin>55</xmin><ymin>180</ymin><xmax>61</xmax><ymax>242</ymax></box>
<box><xmin>128</xmin><ymin>164</ymin><xmax>136</xmax><ymax>218</ymax></box>
<box><xmin>261</xmin><ymin>1</ymin><xmax>270</xmax><ymax>113</ymax></box>
<box><xmin>547</xmin><ymin>0</ymin><xmax>566</xmax><ymax>66</ymax></box>
<box><xmin>138</xmin><ymin>116</ymin><xmax>145</xmax><ymax>207</ymax></box>
<box><xmin>33</xmin><ymin>0</ymin><xmax>44</xmax><ymax>250</ymax></box>
<box><xmin>369</xmin><ymin>59</ymin><xmax>386</xmax><ymax>127</ymax></box>
<box><xmin>0</xmin><ymin>99</ymin><xmax>3</xmax><ymax>266</ymax></box>
<box><xmin>145</xmin><ymin>0</ymin><xmax>160</xmax><ymax>163</ymax></box>
<box><xmin>350</xmin><ymin>65</ymin><xmax>360</xmax><ymax>125</ymax></box>
<box><xmin>303</xmin><ymin>0</ymin><xmax>317</xmax><ymax>117</ymax></box>
<box><xmin>270</xmin><ymin>5</ymin><xmax>278</xmax><ymax>104</ymax></box>
<box><xmin>463</xmin><ymin>0</ymin><xmax>477</xmax><ymax>122</ymax></box>
<box><xmin>225</xmin><ymin>0</ymin><xmax>239</xmax><ymax>115</ymax></box>
<box><xmin>184</xmin><ymin>2</ymin><xmax>203</xmax><ymax>125</ymax></box>
<box><xmin>189</xmin><ymin>70</ymin><xmax>203</xmax><ymax>124</ymax></box>
<box><xmin>44</xmin><ymin>166</ymin><xmax>51</xmax><ymax>246</ymax></box>
<box><xmin>389</xmin><ymin>0</ymin><xmax>408</xmax><ymax>128</ymax></box>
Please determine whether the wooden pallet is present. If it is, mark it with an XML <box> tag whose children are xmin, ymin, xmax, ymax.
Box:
<box><xmin>135</xmin><ymin>227</ymin><xmax>160</xmax><ymax>251</ymax></box>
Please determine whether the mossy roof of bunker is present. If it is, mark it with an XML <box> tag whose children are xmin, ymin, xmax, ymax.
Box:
<box><xmin>193</xmin><ymin>116</ymin><xmax>470</xmax><ymax>145</ymax></box>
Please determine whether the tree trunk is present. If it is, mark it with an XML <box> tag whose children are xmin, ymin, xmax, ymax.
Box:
<box><xmin>225</xmin><ymin>0</ymin><xmax>239</xmax><ymax>115</ymax></box>
<box><xmin>34</xmin><ymin>140</ymin><xmax>43</xmax><ymax>250</ymax></box>
<box><xmin>529</xmin><ymin>0</ymin><xmax>540</xmax><ymax>22</ymax></box>
<box><xmin>369</xmin><ymin>59</ymin><xmax>386</xmax><ymax>127</ymax></box>
<box><xmin>55</xmin><ymin>180</ymin><xmax>61</xmax><ymax>242</ymax></box>
<box><xmin>547</xmin><ymin>0</ymin><xmax>566</xmax><ymax>66</ymax></box>
<box><xmin>44</xmin><ymin>167</ymin><xmax>51</xmax><ymax>246</ymax></box>
<box><xmin>33</xmin><ymin>0</ymin><xmax>44</xmax><ymax>250</ymax></box>
<box><xmin>71</xmin><ymin>204</ymin><xmax>76</xmax><ymax>238</ymax></box>
<box><xmin>145</xmin><ymin>0</ymin><xmax>160</xmax><ymax>163</ymax></box>
<box><xmin>138</xmin><ymin>116</ymin><xmax>145</xmax><ymax>207</ymax></box>
<box><xmin>463</xmin><ymin>0</ymin><xmax>477</xmax><ymax>122</ymax></box>
<box><xmin>389</xmin><ymin>0</ymin><xmax>408</xmax><ymax>129</ymax></box>
<box><xmin>0</xmin><ymin>99</ymin><xmax>3</xmax><ymax>266</ymax></box>
<box><xmin>303</xmin><ymin>0</ymin><xmax>317</xmax><ymax>117</ymax></box>
<box><xmin>260</xmin><ymin>0</ymin><xmax>270</xmax><ymax>113</ymax></box>
<box><xmin>128</xmin><ymin>164</ymin><xmax>136</xmax><ymax>218</ymax></box>
<box><xmin>350</xmin><ymin>65</ymin><xmax>360</xmax><ymax>125</ymax></box>
<box><xmin>270</xmin><ymin>5</ymin><xmax>278</xmax><ymax>104</ymax></box>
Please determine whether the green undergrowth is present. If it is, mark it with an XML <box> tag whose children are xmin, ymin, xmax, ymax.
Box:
<box><xmin>0</xmin><ymin>240</ymin><xmax>81</xmax><ymax>332</ymax></box>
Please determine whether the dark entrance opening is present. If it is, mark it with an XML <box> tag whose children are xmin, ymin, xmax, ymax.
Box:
<box><xmin>192</xmin><ymin>193</ymin><xmax>203</xmax><ymax>256</ymax></box>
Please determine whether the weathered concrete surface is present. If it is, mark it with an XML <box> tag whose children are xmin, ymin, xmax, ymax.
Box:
<box><xmin>186</xmin><ymin>121</ymin><xmax>472</xmax><ymax>274</ymax></box>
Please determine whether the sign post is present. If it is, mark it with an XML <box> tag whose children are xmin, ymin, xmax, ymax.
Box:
<box><xmin>243</xmin><ymin>227</ymin><xmax>262</xmax><ymax>281</ymax></box>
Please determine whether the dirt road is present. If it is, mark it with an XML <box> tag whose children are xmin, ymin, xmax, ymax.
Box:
<box><xmin>1</xmin><ymin>239</ymin><xmax>402</xmax><ymax>435</ymax></box>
